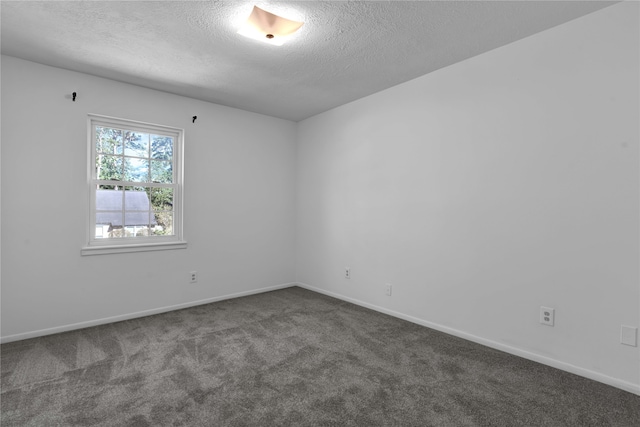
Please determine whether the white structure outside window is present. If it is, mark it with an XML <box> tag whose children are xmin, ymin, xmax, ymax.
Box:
<box><xmin>82</xmin><ymin>114</ymin><xmax>186</xmax><ymax>255</ymax></box>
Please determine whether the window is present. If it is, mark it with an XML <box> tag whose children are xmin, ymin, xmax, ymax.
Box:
<box><xmin>82</xmin><ymin>114</ymin><xmax>186</xmax><ymax>255</ymax></box>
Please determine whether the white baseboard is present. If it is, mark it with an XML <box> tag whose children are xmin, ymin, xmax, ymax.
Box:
<box><xmin>0</xmin><ymin>282</ymin><xmax>297</xmax><ymax>344</ymax></box>
<box><xmin>296</xmin><ymin>282</ymin><xmax>640</xmax><ymax>396</ymax></box>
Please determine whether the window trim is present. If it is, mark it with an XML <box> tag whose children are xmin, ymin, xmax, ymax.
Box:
<box><xmin>81</xmin><ymin>114</ymin><xmax>186</xmax><ymax>256</ymax></box>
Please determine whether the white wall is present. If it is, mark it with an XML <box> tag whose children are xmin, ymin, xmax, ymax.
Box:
<box><xmin>296</xmin><ymin>2</ymin><xmax>639</xmax><ymax>393</ymax></box>
<box><xmin>1</xmin><ymin>56</ymin><xmax>297</xmax><ymax>340</ymax></box>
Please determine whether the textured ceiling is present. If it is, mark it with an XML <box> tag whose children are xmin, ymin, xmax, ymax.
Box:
<box><xmin>1</xmin><ymin>1</ymin><xmax>616</xmax><ymax>121</ymax></box>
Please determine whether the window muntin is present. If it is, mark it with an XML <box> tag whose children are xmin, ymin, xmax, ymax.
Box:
<box><xmin>84</xmin><ymin>115</ymin><xmax>185</xmax><ymax>254</ymax></box>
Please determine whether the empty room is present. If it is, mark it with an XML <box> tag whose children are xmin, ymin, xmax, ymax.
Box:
<box><xmin>1</xmin><ymin>1</ymin><xmax>639</xmax><ymax>425</ymax></box>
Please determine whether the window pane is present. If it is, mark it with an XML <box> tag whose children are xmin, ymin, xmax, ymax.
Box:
<box><xmin>97</xmin><ymin>184</ymin><xmax>118</xmax><ymax>190</ymax></box>
<box><xmin>151</xmin><ymin>160</ymin><xmax>172</xmax><ymax>183</ymax></box>
<box><xmin>150</xmin><ymin>187</ymin><xmax>173</xmax><ymax>211</ymax></box>
<box><xmin>152</xmin><ymin>211</ymin><xmax>173</xmax><ymax>236</ymax></box>
<box><xmin>123</xmin><ymin>185</ymin><xmax>147</xmax><ymax>192</ymax></box>
<box><xmin>96</xmin><ymin>187</ymin><xmax>123</xmax><ymax>211</ymax></box>
<box><xmin>95</xmin><ymin>210</ymin><xmax>123</xmax><ymax>239</ymax></box>
<box><xmin>127</xmin><ymin>226</ymin><xmax>150</xmax><ymax>237</ymax></box>
<box><xmin>124</xmin><ymin>131</ymin><xmax>149</xmax><ymax>158</ymax></box>
<box><xmin>124</xmin><ymin>211</ymin><xmax>151</xmax><ymax>227</ymax></box>
<box><xmin>151</xmin><ymin>135</ymin><xmax>173</xmax><ymax>160</ymax></box>
<box><xmin>96</xmin><ymin>187</ymin><xmax>123</xmax><ymax>239</ymax></box>
<box><xmin>96</xmin><ymin>219</ymin><xmax>124</xmax><ymax>239</ymax></box>
<box><xmin>96</xmin><ymin>155</ymin><xmax>123</xmax><ymax>181</ymax></box>
<box><xmin>95</xmin><ymin>223</ymin><xmax>108</xmax><ymax>239</ymax></box>
<box><xmin>123</xmin><ymin>187</ymin><xmax>151</xmax><ymax>211</ymax></box>
<box><xmin>96</xmin><ymin>211</ymin><xmax>122</xmax><ymax>225</ymax></box>
<box><xmin>96</xmin><ymin>127</ymin><xmax>123</xmax><ymax>154</ymax></box>
<box><xmin>124</xmin><ymin>158</ymin><xmax>150</xmax><ymax>182</ymax></box>
<box><xmin>122</xmin><ymin>187</ymin><xmax>152</xmax><ymax>235</ymax></box>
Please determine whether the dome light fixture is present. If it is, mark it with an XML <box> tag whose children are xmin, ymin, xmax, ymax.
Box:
<box><xmin>237</xmin><ymin>6</ymin><xmax>304</xmax><ymax>46</ymax></box>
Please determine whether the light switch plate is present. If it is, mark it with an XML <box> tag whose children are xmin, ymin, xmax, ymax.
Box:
<box><xmin>621</xmin><ymin>325</ymin><xmax>637</xmax><ymax>347</ymax></box>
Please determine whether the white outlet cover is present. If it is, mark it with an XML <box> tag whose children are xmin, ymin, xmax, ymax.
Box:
<box><xmin>540</xmin><ymin>306</ymin><xmax>555</xmax><ymax>326</ymax></box>
<box><xmin>621</xmin><ymin>325</ymin><xmax>637</xmax><ymax>347</ymax></box>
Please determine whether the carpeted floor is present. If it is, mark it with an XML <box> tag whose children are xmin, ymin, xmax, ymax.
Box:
<box><xmin>1</xmin><ymin>286</ymin><xmax>639</xmax><ymax>426</ymax></box>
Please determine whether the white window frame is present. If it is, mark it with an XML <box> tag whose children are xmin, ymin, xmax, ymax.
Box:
<box><xmin>81</xmin><ymin>114</ymin><xmax>186</xmax><ymax>255</ymax></box>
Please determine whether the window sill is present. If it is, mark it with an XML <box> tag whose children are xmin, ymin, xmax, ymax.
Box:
<box><xmin>81</xmin><ymin>241</ymin><xmax>187</xmax><ymax>256</ymax></box>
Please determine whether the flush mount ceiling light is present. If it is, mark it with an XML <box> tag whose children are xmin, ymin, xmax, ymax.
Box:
<box><xmin>237</xmin><ymin>6</ymin><xmax>304</xmax><ymax>46</ymax></box>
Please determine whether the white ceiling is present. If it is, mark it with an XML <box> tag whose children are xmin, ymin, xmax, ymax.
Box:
<box><xmin>1</xmin><ymin>1</ymin><xmax>616</xmax><ymax>121</ymax></box>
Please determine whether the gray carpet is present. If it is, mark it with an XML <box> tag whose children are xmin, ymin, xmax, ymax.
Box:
<box><xmin>1</xmin><ymin>287</ymin><xmax>639</xmax><ymax>426</ymax></box>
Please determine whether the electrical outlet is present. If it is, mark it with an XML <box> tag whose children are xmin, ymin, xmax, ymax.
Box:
<box><xmin>540</xmin><ymin>306</ymin><xmax>554</xmax><ymax>326</ymax></box>
<box><xmin>385</xmin><ymin>283</ymin><xmax>392</xmax><ymax>296</ymax></box>
<box><xmin>345</xmin><ymin>267</ymin><xmax>351</xmax><ymax>279</ymax></box>
<box><xmin>190</xmin><ymin>271</ymin><xmax>198</xmax><ymax>283</ymax></box>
